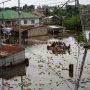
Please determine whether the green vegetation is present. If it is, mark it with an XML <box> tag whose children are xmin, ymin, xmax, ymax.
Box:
<box><xmin>0</xmin><ymin>4</ymin><xmax>88</xmax><ymax>31</ymax></box>
<box><xmin>85</xmin><ymin>21</ymin><xmax>90</xmax><ymax>27</ymax></box>
<box><xmin>42</xmin><ymin>5</ymin><xmax>82</xmax><ymax>29</ymax></box>
<box><xmin>63</xmin><ymin>15</ymin><xmax>82</xmax><ymax>30</ymax></box>
<box><xmin>74</xmin><ymin>31</ymin><xmax>84</xmax><ymax>43</ymax></box>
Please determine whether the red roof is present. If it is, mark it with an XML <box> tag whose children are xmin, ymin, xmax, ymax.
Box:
<box><xmin>1</xmin><ymin>25</ymin><xmax>46</xmax><ymax>31</ymax></box>
<box><xmin>32</xmin><ymin>10</ymin><xmax>45</xmax><ymax>17</ymax></box>
<box><xmin>0</xmin><ymin>44</ymin><xmax>25</xmax><ymax>56</ymax></box>
<box><xmin>0</xmin><ymin>25</ymin><xmax>47</xmax><ymax>32</ymax></box>
<box><xmin>12</xmin><ymin>25</ymin><xmax>34</xmax><ymax>31</ymax></box>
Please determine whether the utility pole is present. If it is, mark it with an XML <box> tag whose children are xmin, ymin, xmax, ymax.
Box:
<box><xmin>18</xmin><ymin>0</ymin><xmax>22</xmax><ymax>45</ymax></box>
<box><xmin>75</xmin><ymin>0</ymin><xmax>87</xmax><ymax>42</ymax></box>
<box><xmin>74</xmin><ymin>1</ymin><xmax>88</xmax><ymax>90</ymax></box>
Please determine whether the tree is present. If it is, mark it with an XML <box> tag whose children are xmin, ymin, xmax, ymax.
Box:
<box><xmin>5</xmin><ymin>7</ymin><xmax>11</xmax><ymax>10</ymax></box>
<box><xmin>37</xmin><ymin>5</ymin><xmax>42</xmax><ymax>10</ymax></box>
<box><xmin>63</xmin><ymin>15</ymin><xmax>81</xmax><ymax>30</ymax></box>
<box><xmin>22</xmin><ymin>4</ymin><xmax>35</xmax><ymax>12</ymax></box>
<box><xmin>65</xmin><ymin>5</ymin><xmax>79</xmax><ymax>17</ymax></box>
<box><xmin>11</xmin><ymin>6</ymin><xmax>18</xmax><ymax>11</ymax></box>
<box><xmin>23</xmin><ymin>4</ymin><xmax>28</xmax><ymax>11</ymax></box>
<box><xmin>44</xmin><ymin>8</ymin><xmax>50</xmax><ymax>16</ymax></box>
<box><xmin>53</xmin><ymin>6</ymin><xmax>59</xmax><ymax>15</ymax></box>
<box><xmin>28</xmin><ymin>5</ymin><xmax>35</xmax><ymax>11</ymax></box>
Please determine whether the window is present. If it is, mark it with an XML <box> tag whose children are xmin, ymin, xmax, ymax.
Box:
<box><xmin>31</xmin><ymin>20</ymin><xmax>35</xmax><ymax>24</ymax></box>
<box><xmin>24</xmin><ymin>20</ymin><xmax>27</xmax><ymax>24</ymax></box>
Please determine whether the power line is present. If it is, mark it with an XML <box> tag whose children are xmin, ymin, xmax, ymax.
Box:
<box><xmin>36</xmin><ymin>0</ymin><xmax>75</xmax><ymax>6</ymax></box>
<box><xmin>0</xmin><ymin>0</ymin><xmax>12</xmax><ymax>4</ymax></box>
<box><xmin>0</xmin><ymin>0</ymin><xmax>75</xmax><ymax>7</ymax></box>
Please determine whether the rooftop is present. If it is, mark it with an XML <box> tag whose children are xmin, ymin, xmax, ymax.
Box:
<box><xmin>0</xmin><ymin>44</ymin><xmax>25</xmax><ymax>57</ymax></box>
<box><xmin>0</xmin><ymin>25</ymin><xmax>46</xmax><ymax>32</ymax></box>
<box><xmin>0</xmin><ymin>10</ymin><xmax>39</xmax><ymax>19</ymax></box>
<box><xmin>32</xmin><ymin>10</ymin><xmax>45</xmax><ymax>17</ymax></box>
<box><xmin>48</xmin><ymin>25</ymin><xmax>64</xmax><ymax>29</ymax></box>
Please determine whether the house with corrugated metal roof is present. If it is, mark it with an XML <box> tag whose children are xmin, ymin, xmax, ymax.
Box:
<box><xmin>0</xmin><ymin>43</ymin><xmax>25</xmax><ymax>67</ymax></box>
<box><xmin>0</xmin><ymin>10</ymin><xmax>40</xmax><ymax>27</ymax></box>
<box><xmin>0</xmin><ymin>10</ymin><xmax>47</xmax><ymax>43</ymax></box>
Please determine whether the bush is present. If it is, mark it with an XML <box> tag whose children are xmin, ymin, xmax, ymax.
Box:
<box><xmin>63</xmin><ymin>15</ymin><xmax>82</xmax><ymax>30</ymax></box>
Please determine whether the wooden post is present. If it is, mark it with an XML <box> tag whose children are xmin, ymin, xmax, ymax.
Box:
<box><xmin>25</xmin><ymin>58</ymin><xmax>29</xmax><ymax>66</ymax></box>
<box><xmin>89</xmin><ymin>33</ymin><xmax>90</xmax><ymax>41</ymax></box>
<box><xmin>69</xmin><ymin>64</ymin><xmax>73</xmax><ymax>77</ymax></box>
<box><xmin>53</xmin><ymin>29</ymin><xmax>54</xmax><ymax>37</ymax></box>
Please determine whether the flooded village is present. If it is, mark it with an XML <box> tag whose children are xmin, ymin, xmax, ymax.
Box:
<box><xmin>0</xmin><ymin>0</ymin><xmax>90</xmax><ymax>90</ymax></box>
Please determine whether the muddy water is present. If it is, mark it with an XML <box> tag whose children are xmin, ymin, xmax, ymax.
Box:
<box><xmin>0</xmin><ymin>36</ymin><xmax>90</xmax><ymax>90</ymax></box>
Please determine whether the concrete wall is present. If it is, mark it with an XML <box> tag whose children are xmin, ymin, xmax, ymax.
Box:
<box><xmin>0</xmin><ymin>19</ymin><xmax>39</xmax><ymax>26</ymax></box>
<box><xmin>0</xmin><ymin>51</ymin><xmax>25</xmax><ymax>67</ymax></box>
<box><xmin>28</xmin><ymin>26</ymin><xmax>47</xmax><ymax>37</ymax></box>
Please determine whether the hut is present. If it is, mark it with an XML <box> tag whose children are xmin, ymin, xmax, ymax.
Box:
<box><xmin>0</xmin><ymin>43</ymin><xmax>25</xmax><ymax>67</ymax></box>
<box><xmin>47</xmin><ymin>25</ymin><xmax>64</xmax><ymax>36</ymax></box>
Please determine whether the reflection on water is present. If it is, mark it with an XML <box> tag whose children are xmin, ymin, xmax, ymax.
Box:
<box><xmin>0</xmin><ymin>63</ymin><xmax>26</xmax><ymax>80</ymax></box>
<box><xmin>0</xmin><ymin>63</ymin><xmax>31</xmax><ymax>90</ymax></box>
<box><xmin>0</xmin><ymin>35</ymin><xmax>90</xmax><ymax>90</ymax></box>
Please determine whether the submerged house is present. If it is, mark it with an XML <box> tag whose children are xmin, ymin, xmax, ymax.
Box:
<box><xmin>0</xmin><ymin>10</ymin><xmax>47</xmax><ymax>43</ymax></box>
<box><xmin>47</xmin><ymin>25</ymin><xmax>64</xmax><ymax>36</ymax></box>
<box><xmin>0</xmin><ymin>43</ymin><xmax>25</xmax><ymax>67</ymax></box>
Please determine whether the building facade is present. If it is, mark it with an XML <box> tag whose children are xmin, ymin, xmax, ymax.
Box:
<box><xmin>0</xmin><ymin>10</ymin><xmax>40</xmax><ymax>27</ymax></box>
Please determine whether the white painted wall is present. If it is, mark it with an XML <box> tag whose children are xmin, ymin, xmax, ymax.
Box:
<box><xmin>21</xmin><ymin>19</ymin><xmax>39</xmax><ymax>26</ymax></box>
<box><xmin>0</xmin><ymin>18</ymin><xmax>39</xmax><ymax>26</ymax></box>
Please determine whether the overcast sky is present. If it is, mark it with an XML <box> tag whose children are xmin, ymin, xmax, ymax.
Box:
<box><xmin>0</xmin><ymin>0</ymin><xmax>90</xmax><ymax>7</ymax></box>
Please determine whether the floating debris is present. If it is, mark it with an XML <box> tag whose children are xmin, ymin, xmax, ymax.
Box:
<box><xmin>38</xmin><ymin>65</ymin><xmax>43</xmax><ymax>67</ymax></box>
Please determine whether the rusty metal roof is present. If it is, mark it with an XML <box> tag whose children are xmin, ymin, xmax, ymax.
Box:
<box><xmin>0</xmin><ymin>44</ymin><xmax>25</xmax><ymax>57</ymax></box>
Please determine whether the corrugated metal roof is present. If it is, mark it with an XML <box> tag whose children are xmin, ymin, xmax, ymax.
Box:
<box><xmin>48</xmin><ymin>25</ymin><xmax>64</xmax><ymax>29</ymax></box>
<box><xmin>32</xmin><ymin>10</ymin><xmax>45</xmax><ymax>17</ymax></box>
<box><xmin>0</xmin><ymin>10</ymin><xmax>39</xmax><ymax>19</ymax></box>
<box><xmin>0</xmin><ymin>44</ymin><xmax>25</xmax><ymax>57</ymax></box>
<box><xmin>0</xmin><ymin>25</ymin><xmax>46</xmax><ymax>32</ymax></box>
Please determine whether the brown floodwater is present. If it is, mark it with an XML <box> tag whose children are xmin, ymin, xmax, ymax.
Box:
<box><xmin>0</xmin><ymin>36</ymin><xmax>90</xmax><ymax>90</ymax></box>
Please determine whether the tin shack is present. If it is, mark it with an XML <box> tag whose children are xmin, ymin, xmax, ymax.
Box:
<box><xmin>0</xmin><ymin>44</ymin><xmax>25</xmax><ymax>67</ymax></box>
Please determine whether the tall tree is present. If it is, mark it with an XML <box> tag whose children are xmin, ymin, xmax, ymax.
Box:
<box><xmin>11</xmin><ymin>6</ymin><xmax>18</xmax><ymax>11</ymax></box>
<box><xmin>23</xmin><ymin>4</ymin><xmax>28</xmax><ymax>11</ymax></box>
<box><xmin>66</xmin><ymin>5</ymin><xmax>79</xmax><ymax>17</ymax></box>
<box><xmin>63</xmin><ymin>15</ymin><xmax>81</xmax><ymax>30</ymax></box>
<box><xmin>28</xmin><ymin>5</ymin><xmax>35</xmax><ymax>11</ymax></box>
